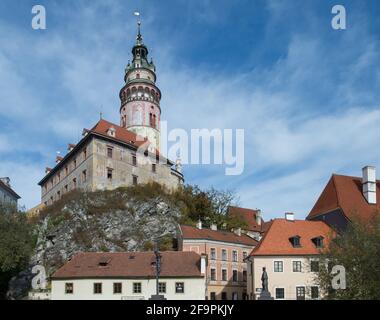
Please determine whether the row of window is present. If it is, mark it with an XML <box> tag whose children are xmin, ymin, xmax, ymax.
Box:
<box><xmin>289</xmin><ymin>235</ymin><xmax>324</xmax><ymax>249</ymax></box>
<box><xmin>121</xmin><ymin>86</ymin><xmax>160</xmax><ymax>103</ymax></box>
<box><xmin>106</xmin><ymin>147</ymin><xmax>157</xmax><ymax>173</ymax></box>
<box><xmin>273</xmin><ymin>260</ymin><xmax>319</xmax><ymax>273</ymax></box>
<box><xmin>275</xmin><ymin>286</ymin><xmax>319</xmax><ymax>300</ymax></box>
<box><xmin>65</xmin><ymin>282</ymin><xmax>185</xmax><ymax>295</ymax></box>
<box><xmin>210</xmin><ymin>248</ymin><xmax>248</xmax><ymax>262</ymax></box>
<box><xmin>210</xmin><ymin>268</ymin><xmax>247</xmax><ymax>283</ymax></box>
<box><xmin>44</xmin><ymin>148</ymin><xmax>88</xmax><ymax>194</ymax></box>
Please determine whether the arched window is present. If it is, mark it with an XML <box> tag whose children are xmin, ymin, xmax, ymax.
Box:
<box><xmin>153</xmin><ymin>114</ymin><xmax>157</xmax><ymax>128</ymax></box>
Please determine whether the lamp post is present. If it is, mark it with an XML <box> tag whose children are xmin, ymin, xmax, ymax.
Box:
<box><xmin>149</xmin><ymin>240</ymin><xmax>166</xmax><ymax>300</ymax></box>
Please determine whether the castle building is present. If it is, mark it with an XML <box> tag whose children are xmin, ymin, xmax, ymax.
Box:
<box><xmin>38</xmin><ymin>22</ymin><xmax>184</xmax><ymax>206</ymax></box>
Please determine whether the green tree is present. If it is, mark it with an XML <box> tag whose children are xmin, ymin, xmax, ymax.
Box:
<box><xmin>0</xmin><ymin>203</ymin><xmax>34</xmax><ymax>299</ymax></box>
<box><xmin>316</xmin><ymin>213</ymin><xmax>380</xmax><ymax>300</ymax></box>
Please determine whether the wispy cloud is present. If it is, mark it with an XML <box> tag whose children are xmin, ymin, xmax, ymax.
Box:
<box><xmin>0</xmin><ymin>0</ymin><xmax>380</xmax><ymax>219</ymax></box>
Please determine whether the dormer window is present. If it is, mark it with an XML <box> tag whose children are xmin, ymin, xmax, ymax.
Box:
<box><xmin>107</xmin><ymin>127</ymin><xmax>116</xmax><ymax>137</ymax></box>
<box><xmin>98</xmin><ymin>257</ymin><xmax>111</xmax><ymax>267</ymax></box>
<box><xmin>312</xmin><ymin>236</ymin><xmax>324</xmax><ymax>248</ymax></box>
<box><xmin>289</xmin><ymin>236</ymin><xmax>301</xmax><ymax>248</ymax></box>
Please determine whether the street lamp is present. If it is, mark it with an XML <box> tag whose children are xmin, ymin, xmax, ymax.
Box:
<box><xmin>149</xmin><ymin>240</ymin><xmax>166</xmax><ymax>300</ymax></box>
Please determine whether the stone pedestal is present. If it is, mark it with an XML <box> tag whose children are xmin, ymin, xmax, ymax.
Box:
<box><xmin>258</xmin><ymin>291</ymin><xmax>274</xmax><ymax>300</ymax></box>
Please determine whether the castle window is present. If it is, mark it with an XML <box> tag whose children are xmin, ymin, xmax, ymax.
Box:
<box><xmin>72</xmin><ymin>178</ymin><xmax>77</xmax><ymax>189</ymax></box>
<box><xmin>83</xmin><ymin>148</ymin><xmax>87</xmax><ymax>160</ymax></box>
<box><xmin>132</xmin><ymin>154</ymin><xmax>137</xmax><ymax>166</ymax></box>
<box><xmin>107</xmin><ymin>147</ymin><xmax>113</xmax><ymax>158</ymax></box>
<box><xmin>107</xmin><ymin>168</ymin><xmax>113</xmax><ymax>180</ymax></box>
<box><xmin>153</xmin><ymin>114</ymin><xmax>157</xmax><ymax>128</ymax></box>
<box><xmin>133</xmin><ymin>175</ymin><xmax>138</xmax><ymax>186</ymax></box>
<box><xmin>82</xmin><ymin>170</ymin><xmax>87</xmax><ymax>182</ymax></box>
<box><xmin>65</xmin><ymin>166</ymin><xmax>68</xmax><ymax>176</ymax></box>
<box><xmin>152</xmin><ymin>164</ymin><xmax>156</xmax><ymax>173</ymax></box>
<box><xmin>64</xmin><ymin>185</ymin><xmax>68</xmax><ymax>193</ymax></box>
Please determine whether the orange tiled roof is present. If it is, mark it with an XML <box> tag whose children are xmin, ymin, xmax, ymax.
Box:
<box><xmin>52</xmin><ymin>251</ymin><xmax>203</xmax><ymax>279</ymax></box>
<box><xmin>180</xmin><ymin>225</ymin><xmax>258</xmax><ymax>246</ymax></box>
<box><xmin>250</xmin><ymin>219</ymin><xmax>334</xmax><ymax>256</ymax></box>
<box><xmin>89</xmin><ymin>119</ymin><xmax>148</xmax><ymax>149</ymax></box>
<box><xmin>227</xmin><ymin>206</ymin><xmax>265</xmax><ymax>232</ymax></box>
<box><xmin>307</xmin><ymin>174</ymin><xmax>380</xmax><ymax>223</ymax></box>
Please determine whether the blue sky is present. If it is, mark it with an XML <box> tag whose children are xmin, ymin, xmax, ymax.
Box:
<box><xmin>1</xmin><ymin>1</ymin><xmax>380</xmax><ymax>220</ymax></box>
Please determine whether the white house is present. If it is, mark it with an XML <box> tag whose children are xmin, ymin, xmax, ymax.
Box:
<box><xmin>51</xmin><ymin>251</ymin><xmax>206</xmax><ymax>300</ymax></box>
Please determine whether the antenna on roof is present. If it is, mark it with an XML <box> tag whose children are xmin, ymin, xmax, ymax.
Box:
<box><xmin>99</xmin><ymin>105</ymin><xmax>103</xmax><ymax>120</ymax></box>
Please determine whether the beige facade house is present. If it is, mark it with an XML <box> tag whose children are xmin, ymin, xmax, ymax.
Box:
<box><xmin>246</xmin><ymin>213</ymin><xmax>334</xmax><ymax>300</ymax></box>
<box><xmin>51</xmin><ymin>251</ymin><xmax>206</xmax><ymax>300</ymax></box>
<box><xmin>178</xmin><ymin>222</ymin><xmax>258</xmax><ymax>300</ymax></box>
<box><xmin>38</xmin><ymin>22</ymin><xmax>184</xmax><ymax>206</ymax></box>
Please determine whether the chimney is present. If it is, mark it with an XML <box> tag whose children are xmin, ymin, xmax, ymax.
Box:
<box><xmin>200</xmin><ymin>254</ymin><xmax>207</xmax><ymax>275</ymax></box>
<box><xmin>210</xmin><ymin>223</ymin><xmax>217</xmax><ymax>231</ymax></box>
<box><xmin>0</xmin><ymin>177</ymin><xmax>11</xmax><ymax>187</ymax></box>
<box><xmin>196</xmin><ymin>220</ymin><xmax>202</xmax><ymax>230</ymax></box>
<box><xmin>45</xmin><ymin>167</ymin><xmax>52</xmax><ymax>174</ymax></box>
<box><xmin>234</xmin><ymin>227</ymin><xmax>242</xmax><ymax>236</ymax></box>
<box><xmin>362</xmin><ymin>166</ymin><xmax>377</xmax><ymax>204</ymax></box>
<box><xmin>67</xmin><ymin>144</ymin><xmax>76</xmax><ymax>152</ymax></box>
<box><xmin>285</xmin><ymin>212</ymin><xmax>295</xmax><ymax>221</ymax></box>
<box><xmin>56</xmin><ymin>156</ymin><xmax>63</xmax><ymax>163</ymax></box>
<box><xmin>256</xmin><ymin>209</ymin><xmax>262</xmax><ymax>226</ymax></box>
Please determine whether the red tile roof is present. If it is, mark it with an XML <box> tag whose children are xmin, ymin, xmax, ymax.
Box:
<box><xmin>0</xmin><ymin>179</ymin><xmax>20</xmax><ymax>200</ymax></box>
<box><xmin>249</xmin><ymin>219</ymin><xmax>334</xmax><ymax>256</ymax></box>
<box><xmin>90</xmin><ymin>119</ymin><xmax>148</xmax><ymax>149</ymax></box>
<box><xmin>180</xmin><ymin>225</ymin><xmax>258</xmax><ymax>246</ymax></box>
<box><xmin>307</xmin><ymin>174</ymin><xmax>380</xmax><ymax>223</ymax></box>
<box><xmin>52</xmin><ymin>251</ymin><xmax>203</xmax><ymax>279</ymax></box>
<box><xmin>227</xmin><ymin>206</ymin><xmax>265</xmax><ymax>232</ymax></box>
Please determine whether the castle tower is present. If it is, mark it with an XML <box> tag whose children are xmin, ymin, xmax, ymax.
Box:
<box><xmin>119</xmin><ymin>21</ymin><xmax>161</xmax><ymax>150</ymax></box>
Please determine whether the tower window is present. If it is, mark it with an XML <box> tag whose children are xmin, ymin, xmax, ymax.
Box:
<box><xmin>82</xmin><ymin>170</ymin><xmax>87</xmax><ymax>182</ymax></box>
<box><xmin>132</xmin><ymin>154</ymin><xmax>137</xmax><ymax>166</ymax></box>
<box><xmin>107</xmin><ymin>168</ymin><xmax>113</xmax><ymax>180</ymax></box>
<box><xmin>152</xmin><ymin>164</ymin><xmax>156</xmax><ymax>173</ymax></box>
<box><xmin>136</xmin><ymin>73</ymin><xmax>140</xmax><ymax>79</ymax></box>
<box><xmin>72</xmin><ymin>178</ymin><xmax>77</xmax><ymax>189</ymax></box>
<box><xmin>133</xmin><ymin>175</ymin><xmax>138</xmax><ymax>186</ymax></box>
<box><xmin>107</xmin><ymin>147</ymin><xmax>113</xmax><ymax>158</ymax></box>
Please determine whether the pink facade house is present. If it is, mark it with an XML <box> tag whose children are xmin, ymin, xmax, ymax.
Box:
<box><xmin>178</xmin><ymin>222</ymin><xmax>258</xmax><ymax>300</ymax></box>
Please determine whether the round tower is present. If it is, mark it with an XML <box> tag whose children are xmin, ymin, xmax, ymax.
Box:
<box><xmin>119</xmin><ymin>21</ymin><xmax>161</xmax><ymax>150</ymax></box>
